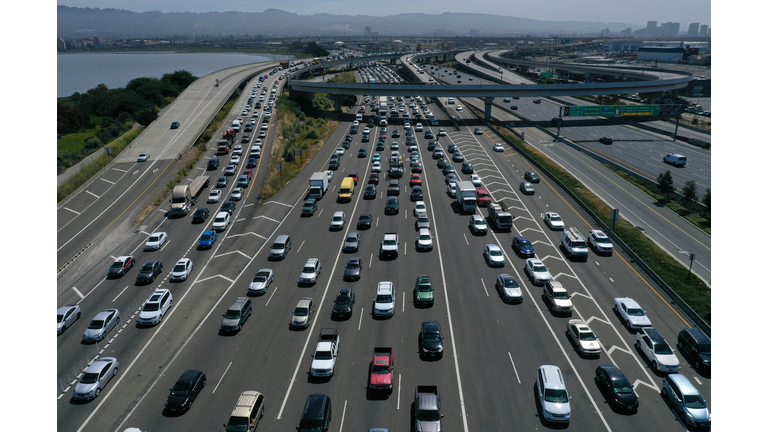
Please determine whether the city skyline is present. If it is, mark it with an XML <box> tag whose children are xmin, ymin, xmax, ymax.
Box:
<box><xmin>56</xmin><ymin>0</ymin><xmax>711</xmax><ymax>28</ymax></box>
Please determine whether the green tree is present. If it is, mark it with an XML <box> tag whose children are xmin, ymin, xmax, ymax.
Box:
<box><xmin>161</xmin><ymin>70</ymin><xmax>197</xmax><ymax>90</ymax></box>
<box><xmin>681</xmin><ymin>180</ymin><xmax>698</xmax><ymax>209</ymax></box>
<box><xmin>657</xmin><ymin>170</ymin><xmax>674</xmax><ymax>200</ymax></box>
<box><xmin>57</xmin><ymin>102</ymin><xmax>90</xmax><ymax>134</ymax></box>
<box><xmin>288</xmin><ymin>41</ymin><xmax>305</xmax><ymax>52</ymax></box>
<box><xmin>84</xmin><ymin>83</ymin><xmax>114</xmax><ymax>117</ymax></box>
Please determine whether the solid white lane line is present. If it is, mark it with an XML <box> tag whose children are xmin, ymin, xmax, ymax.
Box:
<box><xmin>64</xmin><ymin>207</ymin><xmax>81</xmax><ymax>215</ymax></box>
<box><xmin>111</xmin><ymin>286</ymin><xmax>130</xmax><ymax>302</ymax></box>
<box><xmin>480</xmin><ymin>278</ymin><xmax>489</xmax><ymax>297</ymax></box>
<box><xmin>338</xmin><ymin>400</ymin><xmax>348</xmax><ymax>432</ymax></box>
<box><xmin>397</xmin><ymin>374</ymin><xmax>402</xmax><ymax>410</ymax></box>
<box><xmin>358</xmin><ymin>308</ymin><xmax>364</xmax><ymax>331</ymax></box>
<box><xmin>265</xmin><ymin>286</ymin><xmax>279</xmax><ymax>307</ymax></box>
<box><xmin>507</xmin><ymin>352</ymin><xmax>521</xmax><ymax>384</ymax></box>
<box><xmin>213</xmin><ymin>362</ymin><xmax>233</xmax><ymax>393</ymax></box>
<box><xmin>72</xmin><ymin>286</ymin><xmax>84</xmax><ymax>299</ymax></box>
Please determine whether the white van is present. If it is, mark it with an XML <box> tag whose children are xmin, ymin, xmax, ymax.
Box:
<box><xmin>356</xmin><ymin>113</ymin><xmax>363</xmax><ymax>122</ymax></box>
<box><xmin>447</xmin><ymin>98</ymin><xmax>455</xmax><ymax>104</ymax></box>
<box><xmin>232</xmin><ymin>120</ymin><xmax>241</xmax><ymax>128</ymax></box>
<box><xmin>663</xmin><ymin>153</ymin><xmax>687</xmax><ymax>167</ymax></box>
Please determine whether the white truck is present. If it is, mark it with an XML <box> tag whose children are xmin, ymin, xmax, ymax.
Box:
<box><xmin>169</xmin><ymin>175</ymin><xmax>210</xmax><ymax>217</ymax></box>
<box><xmin>380</xmin><ymin>233</ymin><xmax>399</xmax><ymax>258</ymax></box>
<box><xmin>308</xmin><ymin>172</ymin><xmax>329</xmax><ymax>199</ymax></box>
<box><xmin>456</xmin><ymin>181</ymin><xmax>477</xmax><ymax>213</ymax></box>
<box><xmin>488</xmin><ymin>203</ymin><xmax>513</xmax><ymax>230</ymax></box>
<box><xmin>310</xmin><ymin>328</ymin><xmax>340</xmax><ymax>378</ymax></box>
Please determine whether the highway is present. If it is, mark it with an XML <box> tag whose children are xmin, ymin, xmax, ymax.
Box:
<box><xmin>56</xmin><ymin>59</ymin><xmax>710</xmax><ymax>432</ymax></box>
<box><xmin>426</xmin><ymin>54</ymin><xmax>711</xmax><ymax>285</ymax></box>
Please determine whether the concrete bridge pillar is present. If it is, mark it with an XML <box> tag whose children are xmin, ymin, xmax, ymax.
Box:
<box><xmin>484</xmin><ymin>97</ymin><xmax>494</xmax><ymax>121</ymax></box>
<box><xmin>443</xmin><ymin>54</ymin><xmax>447</xmax><ymax>62</ymax></box>
<box><xmin>390</xmin><ymin>58</ymin><xmax>397</xmax><ymax>65</ymax></box>
<box><xmin>328</xmin><ymin>94</ymin><xmax>347</xmax><ymax>112</ymax></box>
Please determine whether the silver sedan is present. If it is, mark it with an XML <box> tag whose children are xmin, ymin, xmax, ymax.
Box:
<box><xmin>73</xmin><ymin>357</ymin><xmax>119</xmax><ymax>401</ymax></box>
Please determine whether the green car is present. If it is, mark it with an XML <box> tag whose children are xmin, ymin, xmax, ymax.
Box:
<box><xmin>414</xmin><ymin>275</ymin><xmax>434</xmax><ymax>307</ymax></box>
<box><xmin>301</xmin><ymin>198</ymin><xmax>318</xmax><ymax>216</ymax></box>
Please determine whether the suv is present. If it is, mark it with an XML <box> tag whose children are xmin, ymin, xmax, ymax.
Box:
<box><xmin>374</xmin><ymin>281</ymin><xmax>395</xmax><ymax>317</ymax></box>
<box><xmin>330</xmin><ymin>211</ymin><xmax>346</xmax><ymax>230</ymax></box>
<box><xmin>561</xmin><ymin>227</ymin><xmax>589</xmax><ymax>260</ymax></box>
<box><xmin>225</xmin><ymin>390</ymin><xmax>266</xmax><ymax>431</ymax></box>
<box><xmin>543</xmin><ymin>280</ymin><xmax>572</xmax><ymax>314</ymax></box>
<box><xmin>661</xmin><ymin>374</ymin><xmax>711</xmax><ymax>427</ymax></box>
<box><xmin>387</xmin><ymin>180</ymin><xmax>400</xmax><ymax>196</ymax></box>
<box><xmin>299</xmin><ymin>258</ymin><xmax>322</xmax><ymax>285</ymax></box>
<box><xmin>677</xmin><ymin>328</ymin><xmax>711</xmax><ymax>372</ymax></box>
<box><xmin>635</xmin><ymin>328</ymin><xmax>681</xmax><ymax>373</ymax></box>
<box><xmin>588</xmin><ymin>229</ymin><xmax>613</xmax><ymax>255</ymax></box>
<box><xmin>138</xmin><ymin>289</ymin><xmax>173</xmax><ymax>326</ymax></box>
<box><xmin>220</xmin><ymin>297</ymin><xmax>253</xmax><ymax>332</ymax></box>
<box><xmin>413</xmin><ymin>275</ymin><xmax>434</xmax><ymax>307</ymax></box>
<box><xmin>536</xmin><ymin>365</ymin><xmax>571</xmax><ymax>424</ymax></box>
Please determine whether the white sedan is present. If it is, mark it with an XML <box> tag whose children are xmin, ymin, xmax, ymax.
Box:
<box><xmin>456</xmin><ymin>105</ymin><xmax>463</xmax><ymax>111</ymax></box>
<box><xmin>137</xmin><ymin>153</ymin><xmax>150</xmax><ymax>162</ymax></box>
<box><xmin>492</xmin><ymin>143</ymin><xmax>504</xmax><ymax>152</ymax></box>
<box><xmin>207</xmin><ymin>190</ymin><xmax>222</xmax><ymax>203</ymax></box>
<box><xmin>544</xmin><ymin>212</ymin><xmax>565</xmax><ymax>230</ymax></box>
<box><xmin>170</xmin><ymin>258</ymin><xmax>194</xmax><ymax>282</ymax></box>
<box><xmin>524</xmin><ymin>258</ymin><xmax>552</xmax><ymax>285</ymax></box>
<box><xmin>470</xmin><ymin>174</ymin><xmax>482</xmax><ymax>187</ymax></box>
<box><xmin>144</xmin><ymin>232</ymin><xmax>168</xmax><ymax>251</ymax></box>
<box><xmin>232</xmin><ymin>145</ymin><xmax>243</xmax><ymax>155</ymax></box>
<box><xmin>566</xmin><ymin>319</ymin><xmax>601</xmax><ymax>357</ymax></box>
<box><xmin>230</xmin><ymin>155</ymin><xmax>241</xmax><ymax>165</ymax></box>
<box><xmin>336</xmin><ymin>147</ymin><xmax>345</xmax><ymax>156</ymax></box>
<box><xmin>371</xmin><ymin>161</ymin><xmax>382</xmax><ymax>172</ymax></box>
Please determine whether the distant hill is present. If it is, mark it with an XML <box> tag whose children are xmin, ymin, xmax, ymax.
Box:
<box><xmin>57</xmin><ymin>6</ymin><xmax>637</xmax><ymax>39</ymax></box>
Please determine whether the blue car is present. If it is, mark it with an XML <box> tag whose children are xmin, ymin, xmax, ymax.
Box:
<box><xmin>198</xmin><ymin>230</ymin><xmax>217</xmax><ymax>249</ymax></box>
<box><xmin>512</xmin><ymin>236</ymin><xmax>535</xmax><ymax>257</ymax></box>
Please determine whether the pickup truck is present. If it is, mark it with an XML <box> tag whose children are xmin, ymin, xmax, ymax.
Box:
<box><xmin>310</xmin><ymin>328</ymin><xmax>339</xmax><ymax>378</ymax></box>
<box><xmin>368</xmin><ymin>347</ymin><xmax>394</xmax><ymax>393</ymax></box>
<box><xmin>380</xmin><ymin>233</ymin><xmax>399</xmax><ymax>258</ymax></box>
<box><xmin>413</xmin><ymin>385</ymin><xmax>442</xmax><ymax>432</ymax></box>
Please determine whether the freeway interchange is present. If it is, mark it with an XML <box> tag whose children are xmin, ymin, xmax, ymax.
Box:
<box><xmin>56</xmin><ymin>55</ymin><xmax>710</xmax><ymax>432</ymax></box>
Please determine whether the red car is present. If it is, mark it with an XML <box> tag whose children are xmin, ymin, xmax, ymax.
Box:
<box><xmin>410</xmin><ymin>173</ymin><xmax>422</xmax><ymax>187</ymax></box>
<box><xmin>476</xmin><ymin>189</ymin><xmax>491</xmax><ymax>207</ymax></box>
<box><xmin>368</xmin><ymin>173</ymin><xmax>379</xmax><ymax>185</ymax></box>
<box><xmin>348</xmin><ymin>171</ymin><xmax>359</xmax><ymax>185</ymax></box>
<box><xmin>243</xmin><ymin>170</ymin><xmax>253</xmax><ymax>181</ymax></box>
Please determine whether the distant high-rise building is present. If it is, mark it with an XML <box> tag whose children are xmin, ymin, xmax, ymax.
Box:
<box><xmin>660</xmin><ymin>22</ymin><xmax>680</xmax><ymax>37</ymax></box>
<box><xmin>699</xmin><ymin>25</ymin><xmax>708</xmax><ymax>36</ymax></box>
<box><xmin>364</xmin><ymin>26</ymin><xmax>371</xmax><ymax>36</ymax></box>
<box><xmin>688</xmin><ymin>22</ymin><xmax>700</xmax><ymax>36</ymax></box>
<box><xmin>620</xmin><ymin>27</ymin><xmax>632</xmax><ymax>37</ymax></box>
<box><xmin>646</xmin><ymin>21</ymin><xmax>658</xmax><ymax>36</ymax></box>
<box><xmin>601</xmin><ymin>28</ymin><xmax>610</xmax><ymax>37</ymax></box>
<box><xmin>470</xmin><ymin>29</ymin><xmax>480</xmax><ymax>38</ymax></box>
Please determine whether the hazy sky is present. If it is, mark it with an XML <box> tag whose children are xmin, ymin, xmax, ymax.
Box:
<box><xmin>57</xmin><ymin>0</ymin><xmax>711</xmax><ymax>27</ymax></box>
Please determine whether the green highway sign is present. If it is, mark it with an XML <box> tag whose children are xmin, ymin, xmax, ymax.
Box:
<box><xmin>540</xmin><ymin>72</ymin><xmax>554</xmax><ymax>78</ymax></box>
<box><xmin>563</xmin><ymin>105</ymin><xmax>661</xmax><ymax>117</ymax></box>
<box><xmin>618</xmin><ymin>105</ymin><xmax>660</xmax><ymax>116</ymax></box>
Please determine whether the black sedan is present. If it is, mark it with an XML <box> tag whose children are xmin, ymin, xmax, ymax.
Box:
<box><xmin>332</xmin><ymin>287</ymin><xmax>356</xmax><ymax>318</ymax></box>
<box><xmin>166</xmin><ymin>370</ymin><xmax>206</xmax><ymax>412</ymax></box>
<box><xmin>357</xmin><ymin>213</ymin><xmax>372</xmax><ymax>229</ymax></box>
<box><xmin>358</xmin><ymin>147</ymin><xmax>368</xmax><ymax>157</ymax></box>
<box><xmin>595</xmin><ymin>364</ymin><xmax>639</xmax><ymax>412</ymax></box>
<box><xmin>364</xmin><ymin>184</ymin><xmax>377</xmax><ymax>199</ymax></box>
<box><xmin>420</xmin><ymin>320</ymin><xmax>444</xmax><ymax>359</ymax></box>
<box><xmin>385</xmin><ymin>197</ymin><xmax>399</xmax><ymax>214</ymax></box>
<box><xmin>599</xmin><ymin>136</ymin><xmax>613</xmax><ymax>144</ymax></box>
<box><xmin>343</xmin><ymin>257</ymin><xmax>363</xmax><ymax>281</ymax></box>
<box><xmin>523</xmin><ymin>171</ymin><xmax>540</xmax><ymax>183</ymax></box>
<box><xmin>410</xmin><ymin>185</ymin><xmax>423</xmax><ymax>201</ymax></box>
